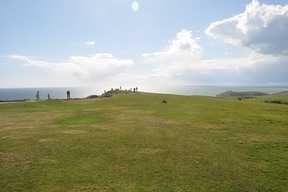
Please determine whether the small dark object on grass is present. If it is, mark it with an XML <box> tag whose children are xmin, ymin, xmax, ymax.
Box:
<box><xmin>162</xmin><ymin>99</ymin><xmax>167</xmax><ymax>103</ymax></box>
<box><xmin>270</xmin><ymin>100</ymin><xmax>282</xmax><ymax>104</ymax></box>
<box><xmin>264</xmin><ymin>100</ymin><xmax>288</xmax><ymax>105</ymax></box>
<box><xmin>265</xmin><ymin>100</ymin><xmax>282</xmax><ymax>104</ymax></box>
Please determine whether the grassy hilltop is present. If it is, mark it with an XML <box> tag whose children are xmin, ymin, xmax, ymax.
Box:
<box><xmin>217</xmin><ymin>91</ymin><xmax>288</xmax><ymax>104</ymax></box>
<box><xmin>1</xmin><ymin>92</ymin><xmax>288</xmax><ymax>192</ymax></box>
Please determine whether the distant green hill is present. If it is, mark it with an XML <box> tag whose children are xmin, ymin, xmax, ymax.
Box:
<box><xmin>216</xmin><ymin>90</ymin><xmax>288</xmax><ymax>104</ymax></box>
<box><xmin>274</xmin><ymin>90</ymin><xmax>288</xmax><ymax>95</ymax></box>
<box><xmin>216</xmin><ymin>91</ymin><xmax>268</xmax><ymax>98</ymax></box>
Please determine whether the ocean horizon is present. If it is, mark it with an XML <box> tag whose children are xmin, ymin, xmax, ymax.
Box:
<box><xmin>0</xmin><ymin>86</ymin><xmax>288</xmax><ymax>101</ymax></box>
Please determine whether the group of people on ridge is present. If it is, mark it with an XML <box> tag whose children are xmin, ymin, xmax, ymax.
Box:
<box><xmin>36</xmin><ymin>90</ymin><xmax>70</xmax><ymax>100</ymax></box>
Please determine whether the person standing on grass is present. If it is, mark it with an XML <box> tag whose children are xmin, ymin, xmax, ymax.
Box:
<box><xmin>36</xmin><ymin>91</ymin><xmax>40</xmax><ymax>100</ymax></box>
<box><xmin>67</xmin><ymin>90</ymin><xmax>70</xmax><ymax>100</ymax></box>
<box><xmin>48</xmin><ymin>93</ymin><xmax>51</xmax><ymax>100</ymax></box>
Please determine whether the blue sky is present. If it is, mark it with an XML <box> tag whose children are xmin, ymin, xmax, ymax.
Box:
<box><xmin>1</xmin><ymin>0</ymin><xmax>288</xmax><ymax>88</ymax></box>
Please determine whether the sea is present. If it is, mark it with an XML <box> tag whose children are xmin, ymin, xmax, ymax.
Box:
<box><xmin>0</xmin><ymin>86</ymin><xmax>287</xmax><ymax>101</ymax></box>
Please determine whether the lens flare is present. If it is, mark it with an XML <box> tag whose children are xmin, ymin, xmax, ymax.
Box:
<box><xmin>131</xmin><ymin>1</ymin><xmax>139</xmax><ymax>12</ymax></box>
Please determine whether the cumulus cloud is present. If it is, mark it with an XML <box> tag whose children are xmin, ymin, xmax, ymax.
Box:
<box><xmin>143</xmin><ymin>29</ymin><xmax>202</xmax><ymax>76</ymax></box>
<box><xmin>142</xmin><ymin>29</ymin><xmax>288</xmax><ymax>85</ymax></box>
<box><xmin>205</xmin><ymin>0</ymin><xmax>288</xmax><ymax>55</ymax></box>
<box><xmin>7</xmin><ymin>54</ymin><xmax>133</xmax><ymax>81</ymax></box>
<box><xmin>144</xmin><ymin>29</ymin><xmax>202</xmax><ymax>58</ymax></box>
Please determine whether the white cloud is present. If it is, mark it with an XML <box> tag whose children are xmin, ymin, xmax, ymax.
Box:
<box><xmin>142</xmin><ymin>29</ymin><xmax>288</xmax><ymax>85</ymax></box>
<box><xmin>157</xmin><ymin>52</ymin><xmax>288</xmax><ymax>85</ymax></box>
<box><xmin>85</xmin><ymin>41</ymin><xmax>96</xmax><ymax>45</ymax></box>
<box><xmin>143</xmin><ymin>29</ymin><xmax>203</xmax><ymax>72</ymax></box>
<box><xmin>7</xmin><ymin>54</ymin><xmax>133</xmax><ymax>82</ymax></box>
<box><xmin>205</xmin><ymin>0</ymin><xmax>288</xmax><ymax>55</ymax></box>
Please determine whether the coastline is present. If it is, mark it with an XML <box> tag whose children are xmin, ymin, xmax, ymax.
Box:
<box><xmin>1</xmin><ymin>89</ymin><xmax>288</xmax><ymax>104</ymax></box>
<box><xmin>0</xmin><ymin>86</ymin><xmax>287</xmax><ymax>101</ymax></box>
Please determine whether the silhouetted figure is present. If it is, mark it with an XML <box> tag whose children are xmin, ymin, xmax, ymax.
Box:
<box><xmin>36</xmin><ymin>91</ymin><xmax>40</xmax><ymax>100</ymax></box>
<box><xmin>67</xmin><ymin>91</ymin><xmax>70</xmax><ymax>100</ymax></box>
<box><xmin>48</xmin><ymin>93</ymin><xmax>51</xmax><ymax>100</ymax></box>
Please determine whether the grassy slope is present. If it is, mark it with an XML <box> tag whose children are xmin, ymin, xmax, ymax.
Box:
<box><xmin>0</xmin><ymin>93</ymin><xmax>288</xmax><ymax>192</ymax></box>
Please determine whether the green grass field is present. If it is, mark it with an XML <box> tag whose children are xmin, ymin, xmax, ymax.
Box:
<box><xmin>1</xmin><ymin>92</ymin><xmax>288</xmax><ymax>192</ymax></box>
